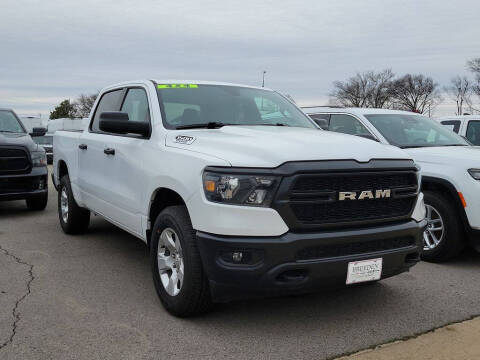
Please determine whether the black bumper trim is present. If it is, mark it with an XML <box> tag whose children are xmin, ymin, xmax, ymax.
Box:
<box><xmin>0</xmin><ymin>166</ymin><xmax>48</xmax><ymax>201</ymax></box>
<box><xmin>196</xmin><ymin>219</ymin><xmax>426</xmax><ymax>302</ymax></box>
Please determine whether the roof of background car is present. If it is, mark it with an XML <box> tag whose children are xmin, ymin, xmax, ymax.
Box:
<box><xmin>303</xmin><ymin>107</ymin><xmax>419</xmax><ymax>116</ymax></box>
<box><xmin>0</xmin><ymin>108</ymin><xmax>14</xmax><ymax>112</ymax></box>
<box><xmin>100</xmin><ymin>80</ymin><xmax>273</xmax><ymax>92</ymax></box>
<box><xmin>436</xmin><ymin>115</ymin><xmax>480</xmax><ymax>120</ymax></box>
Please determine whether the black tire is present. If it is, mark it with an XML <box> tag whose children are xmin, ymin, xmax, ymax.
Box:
<box><xmin>150</xmin><ymin>205</ymin><xmax>212</xmax><ymax>317</ymax></box>
<box><xmin>58</xmin><ymin>175</ymin><xmax>90</xmax><ymax>234</ymax></box>
<box><xmin>421</xmin><ymin>190</ymin><xmax>465</xmax><ymax>262</ymax></box>
<box><xmin>26</xmin><ymin>192</ymin><xmax>48</xmax><ymax>211</ymax></box>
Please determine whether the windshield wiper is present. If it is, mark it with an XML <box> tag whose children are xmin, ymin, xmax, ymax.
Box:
<box><xmin>255</xmin><ymin>123</ymin><xmax>289</xmax><ymax>127</ymax></box>
<box><xmin>175</xmin><ymin>122</ymin><xmax>235</xmax><ymax>130</ymax></box>
<box><xmin>441</xmin><ymin>144</ymin><xmax>468</xmax><ymax>147</ymax></box>
<box><xmin>401</xmin><ymin>144</ymin><xmax>467</xmax><ymax>149</ymax></box>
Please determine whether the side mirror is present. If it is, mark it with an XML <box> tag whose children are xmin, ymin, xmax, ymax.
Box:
<box><xmin>313</xmin><ymin>118</ymin><xmax>328</xmax><ymax>130</ymax></box>
<box><xmin>99</xmin><ymin>112</ymin><xmax>150</xmax><ymax>137</ymax></box>
<box><xmin>355</xmin><ymin>133</ymin><xmax>379</xmax><ymax>142</ymax></box>
<box><xmin>30</xmin><ymin>127</ymin><xmax>47</xmax><ymax>137</ymax></box>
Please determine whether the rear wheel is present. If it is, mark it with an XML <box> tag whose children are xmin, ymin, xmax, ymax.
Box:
<box><xmin>150</xmin><ymin>205</ymin><xmax>212</xmax><ymax>317</ymax></box>
<box><xmin>58</xmin><ymin>175</ymin><xmax>90</xmax><ymax>234</ymax></box>
<box><xmin>421</xmin><ymin>190</ymin><xmax>465</xmax><ymax>262</ymax></box>
<box><xmin>26</xmin><ymin>192</ymin><xmax>48</xmax><ymax>211</ymax></box>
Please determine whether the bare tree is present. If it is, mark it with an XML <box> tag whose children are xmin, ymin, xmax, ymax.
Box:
<box><xmin>74</xmin><ymin>93</ymin><xmax>98</xmax><ymax>118</ymax></box>
<box><xmin>467</xmin><ymin>58</ymin><xmax>480</xmax><ymax>74</ymax></box>
<box><xmin>467</xmin><ymin>58</ymin><xmax>480</xmax><ymax>103</ymax></box>
<box><xmin>390</xmin><ymin>74</ymin><xmax>442</xmax><ymax>114</ymax></box>
<box><xmin>445</xmin><ymin>76</ymin><xmax>472</xmax><ymax>115</ymax></box>
<box><xmin>330</xmin><ymin>69</ymin><xmax>395</xmax><ymax>108</ymax></box>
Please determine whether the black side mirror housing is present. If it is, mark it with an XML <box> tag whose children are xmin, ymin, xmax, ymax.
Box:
<box><xmin>30</xmin><ymin>127</ymin><xmax>47</xmax><ymax>137</ymax></box>
<box><xmin>99</xmin><ymin>112</ymin><xmax>150</xmax><ymax>137</ymax></box>
<box><xmin>313</xmin><ymin>119</ymin><xmax>328</xmax><ymax>130</ymax></box>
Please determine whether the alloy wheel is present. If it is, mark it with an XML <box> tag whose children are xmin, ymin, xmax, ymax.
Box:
<box><xmin>157</xmin><ymin>227</ymin><xmax>184</xmax><ymax>296</ymax></box>
<box><xmin>423</xmin><ymin>204</ymin><xmax>444</xmax><ymax>251</ymax></box>
<box><xmin>60</xmin><ymin>188</ymin><xmax>69</xmax><ymax>223</ymax></box>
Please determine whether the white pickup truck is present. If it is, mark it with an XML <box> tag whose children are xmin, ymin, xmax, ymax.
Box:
<box><xmin>53</xmin><ymin>80</ymin><xmax>426</xmax><ymax>316</ymax></box>
<box><xmin>305</xmin><ymin>107</ymin><xmax>480</xmax><ymax>262</ymax></box>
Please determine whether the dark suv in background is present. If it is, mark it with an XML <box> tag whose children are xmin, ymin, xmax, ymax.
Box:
<box><xmin>0</xmin><ymin>108</ymin><xmax>48</xmax><ymax>210</ymax></box>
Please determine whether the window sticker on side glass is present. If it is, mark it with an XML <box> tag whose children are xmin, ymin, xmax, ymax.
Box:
<box><xmin>157</xmin><ymin>84</ymin><xmax>198</xmax><ymax>89</ymax></box>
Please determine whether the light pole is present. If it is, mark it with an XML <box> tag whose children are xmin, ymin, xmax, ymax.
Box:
<box><xmin>262</xmin><ymin>70</ymin><xmax>267</xmax><ymax>87</ymax></box>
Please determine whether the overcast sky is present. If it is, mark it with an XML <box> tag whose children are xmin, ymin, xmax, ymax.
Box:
<box><xmin>1</xmin><ymin>0</ymin><xmax>479</xmax><ymax>117</ymax></box>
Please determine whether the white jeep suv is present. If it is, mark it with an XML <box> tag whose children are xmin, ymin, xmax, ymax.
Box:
<box><xmin>305</xmin><ymin>107</ymin><xmax>480</xmax><ymax>262</ymax></box>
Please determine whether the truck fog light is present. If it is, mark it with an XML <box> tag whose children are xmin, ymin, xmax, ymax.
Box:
<box><xmin>219</xmin><ymin>249</ymin><xmax>264</xmax><ymax>265</ymax></box>
<box><xmin>38</xmin><ymin>180</ymin><xmax>45</xmax><ymax>190</ymax></box>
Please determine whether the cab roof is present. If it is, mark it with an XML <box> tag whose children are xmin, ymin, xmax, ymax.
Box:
<box><xmin>303</xmin><ymin>107</ymin><xmax>421</xmax><ymax>116</ymax></box>
<box><xmin>101</xmin><ymin>79</ymin><xmax>273</xmax><ymax>92</ymax></box>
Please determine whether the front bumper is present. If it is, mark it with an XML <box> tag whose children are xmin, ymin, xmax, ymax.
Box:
<box><xmin>0</xmin><ymin>166</ymin><xmax>48</xmax><ymax>201</ymax></box>
<box><xmin>197</xmin><ymin>219</ymin><xmax>426</xmax><ymax>302</ymax></box>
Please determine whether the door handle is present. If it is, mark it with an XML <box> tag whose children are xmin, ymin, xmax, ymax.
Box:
<box><xmin>104</xmin><ymin>148</ymin><xmax>115</xmax><ymax>155</ymax></box>
<box><xmin>78</xmin><ymin>144</ymin><xmax>87</xmax><ymax>150</ymax></box>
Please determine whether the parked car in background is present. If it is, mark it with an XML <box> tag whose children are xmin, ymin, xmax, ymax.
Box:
<box><xmin>19</xmin><ymin>115</ymin><xmax>47</xmax><ymax>133</ymax></box>
<box><xmin>304</xmin><ymin>107</ymin><xmax>480</xmax><ymax>262</ymax></box>
<box><xmin>53</xmin><ymin>80</ymin><xmax>426</xmax><ymax>316</ymax></box>
<box><xmin>0</xmin><ymin>108</ymin><xmax>48</xmax><ymax>210</ymax></box>
<box><xmin>32</xmin><ymin>134</ymin><xmax>53</xmax><ymax>164</ymax></box>
<box><xmin>437</xmin><ymin>115</ymin><xmax>480</xmax><ymax>145</ymax></box>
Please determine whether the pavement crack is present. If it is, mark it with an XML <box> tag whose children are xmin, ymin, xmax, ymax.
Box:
<box><xmin>0</xmin><ymin>245</ymin><xmax>34</xmax><ymax>351</ymax></box>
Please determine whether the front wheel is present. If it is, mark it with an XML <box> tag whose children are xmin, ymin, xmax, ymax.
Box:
<box><xmin>421</xmin><ymin>190</ymin><xmax>465</xmax><ymax>262</ymax></box>
<box><xmin>150</xmin><ymin>205</ymin><xmax>212</xmax><ymax>317</ymax></box>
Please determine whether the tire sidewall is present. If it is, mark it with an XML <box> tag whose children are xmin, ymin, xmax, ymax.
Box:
<box><xmin>150</xmin><ymin>210</ymin><xmax>194</xmax><ymax>311</ymax></box>
<box><xmin>422</xmin><ymin>191</ymin><xmax>463</xmax><ymax>260</ymax></box>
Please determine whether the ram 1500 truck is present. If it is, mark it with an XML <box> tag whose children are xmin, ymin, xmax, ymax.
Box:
<box><xmin>0</xmin><ymin>108</ymin><xmax>48</xmax><ymax>210</ymax></box>
<box><xmin>305</xmin><ymin>107</ymin><xmax>480</xmax><ymax>262</ymax></box>
<box><xmin>53</xmin><ymin>81</ymin><xmax>426</xmax><ymax>317</ymax></box>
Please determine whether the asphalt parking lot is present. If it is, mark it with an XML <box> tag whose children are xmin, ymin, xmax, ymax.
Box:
<box><xmin>1</xmin><ymin>173</ymin><xmax>480</xmax><ymax>360</ymax></box>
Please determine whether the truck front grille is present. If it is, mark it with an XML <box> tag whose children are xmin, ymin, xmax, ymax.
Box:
<box><xmin>273</xmin><ymin>168</ymin><xmax>419</xmax><ymax>230</ymax></box>
<box><xmin>0</xmin><ymin>147</ymin><xmax>31</xmax><ymax>175</ymax></box>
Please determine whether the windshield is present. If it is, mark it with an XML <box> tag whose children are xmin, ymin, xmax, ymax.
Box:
<box><xmin>33</xmin><ymin>136</ymin><xmax>53</xmax><ymax>145</ymax></box>
<box><xmin>365</xmin><ymin>114</ymin><xmax>469</xmax><ymax>148</ymax></box>
<box><xmin>0</xmin><ymin>110</ymin><xmax>26</xmax><ymax>133</ymax></box>
<box><xmin>156</xmin><ymin>84</ymin><xmax>315</xmax><ymax>129</ymax></box>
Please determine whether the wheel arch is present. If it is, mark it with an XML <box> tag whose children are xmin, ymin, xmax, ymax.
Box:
<box><xmin>147</xmin><ymin>187</ymin><xmax>187</xmax><ymax>246</ymax></box>
<box><xmin>57</xmin><ymin>159</ymin><xmax>69</xmax><ymax>180</ymax></box>
<box><xmin>421</xmin><ymin>176</ymin><xmax>468</xmax><ymax>230</ymax></box>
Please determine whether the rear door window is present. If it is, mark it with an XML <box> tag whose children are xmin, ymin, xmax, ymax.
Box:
<box><xmin>466</xmin><ymin>121</ymin><xmax>480</xmax><ymax>145</ymax></box>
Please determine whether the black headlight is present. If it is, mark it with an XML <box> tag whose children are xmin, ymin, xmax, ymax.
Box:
<box><xmin>31</xmin><ymin>151</ymin><xmax>47</xmax><ymax>167</ymax></box>
<box><xmin>203</xmin><ymin>170</ymin><xmax>280</xmax><ymax>207</ymax></box>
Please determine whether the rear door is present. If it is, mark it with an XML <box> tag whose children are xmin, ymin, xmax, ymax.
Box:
<box><xmin>77</xmin><ymin>88</ymin><xmax>125</xmax><ymax>216</ymax></box>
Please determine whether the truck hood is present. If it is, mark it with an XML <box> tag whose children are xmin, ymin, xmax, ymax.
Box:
<box><xmin>0</xmin><ymin>132</ymin><xmax>39</xmax><ymax>152</ymax></box>
<box><xmin>165</xmin><ymin>126</ymin><xmax>411</xmax><ymax>167</ymax></box>
<box><xmin>404</xmin><ymin>146</ymin><xmax>480</xmax><ymax>169</ymax></box>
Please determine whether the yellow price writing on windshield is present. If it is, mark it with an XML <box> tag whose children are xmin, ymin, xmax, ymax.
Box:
<box><xmin>157</xmin><ymin>84</ymin><xmax>198</xmax><ymax>89</ymax></box>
